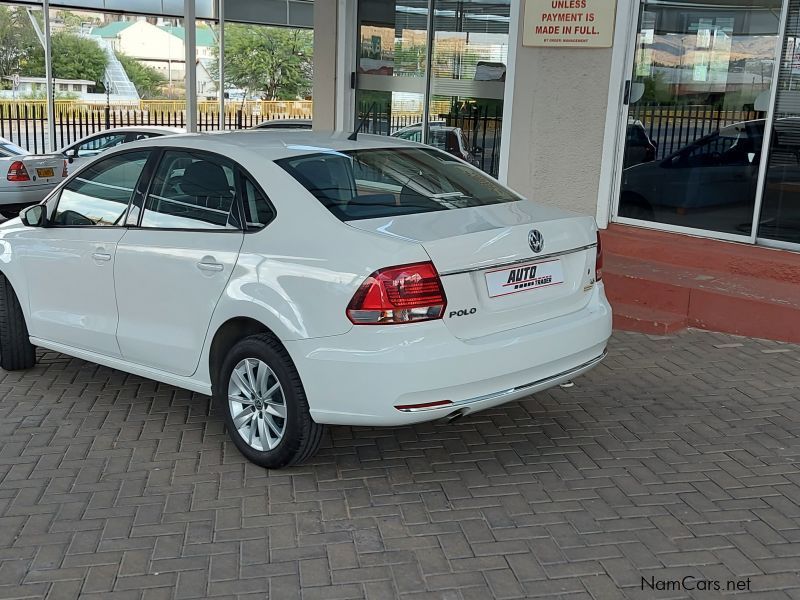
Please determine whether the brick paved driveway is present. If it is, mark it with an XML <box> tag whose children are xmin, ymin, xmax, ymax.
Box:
<box><xmin>0</xmin><ymin>330</ymin><xmax>799</xmax><ymax>600</ymax></box>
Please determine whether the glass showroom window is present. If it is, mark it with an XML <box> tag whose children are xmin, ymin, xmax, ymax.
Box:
<box><xmin>757</xmin><ymin>0</ymin><xmax>800</xmax><ymax>246</ymax></box>
<box><xmin>355</xmin><ymin>0</ymin><xmax>510</xmax><ymax>177</ymax></box>
<box><xmin>617</xmin><ymin>0</ymin><xmax>782</xmax><ymax>238</ymax></box>
<box><xmin>428</xmin><ymin>1</ymin><xmax>510</xmax><ymax>177</ymax></box>
<box><xmin>355</xmin><ymin>0</ymin><xmax>429</xmax><ymax>136</ymax></box>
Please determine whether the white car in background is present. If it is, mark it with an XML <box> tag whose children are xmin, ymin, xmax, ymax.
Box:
<box><xmin>0</xmin><ymin>137</ymin><xmax>67</xmax><ymax>218</ymax></box>
<box><xmin>0</xmin><ymin>131</ymin><xmax>611</xmax><ymax>469</ymax></box>
<box><xmin>60</xmin><ymin>126</ymin><xmax>184</xmax><ymax>172</ymax></box>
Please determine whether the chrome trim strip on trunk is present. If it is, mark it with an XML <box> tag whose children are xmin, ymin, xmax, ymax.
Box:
<box><xmin>438</xmin><ymin>243</ymin><xmax>597</xmax><ymax>276</ymax></box>
<box><xmin>396</xmin><ymin>350</ymin><xmax>607</xmax><ymax>412</ymax></box>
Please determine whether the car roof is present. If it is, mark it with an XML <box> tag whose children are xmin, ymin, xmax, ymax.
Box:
<box><xmin>60</xmin><ymin>126</ymin><xmax>185</xmax><ymax>151</ymax></box>
<box><xmin>254</xmin><ymin>119</ymin><xmax>312</xmax><ymax>129</ymax></box>
<box><xmin>122</xmin><ymin>129</ymin><xmax>423</xmax><ymax>160</ymax></box>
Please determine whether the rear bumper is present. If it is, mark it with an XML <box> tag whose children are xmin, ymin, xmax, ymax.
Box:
<box><xmin>287</xmin><ymin>283</ymin><xmax>612</xmax><ymax>426</ymax></box>
<box><xmin>0</xmin><ymin>186</ymin><xmax>54</xmax><ymax>207</ymax></box>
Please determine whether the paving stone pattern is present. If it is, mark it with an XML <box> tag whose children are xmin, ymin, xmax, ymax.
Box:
<box><xmin>0</xmin><ymin>329</ymin><xmax>799</xmax><ymax>599</ymax></box>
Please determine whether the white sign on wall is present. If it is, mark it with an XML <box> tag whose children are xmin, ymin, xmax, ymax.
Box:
<box><xmin>523</xmin><ymin>0</ymin><xmax>617</xmax><ymax>48</ymax></box>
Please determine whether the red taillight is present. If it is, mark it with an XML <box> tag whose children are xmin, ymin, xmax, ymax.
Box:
<box><xmin>595</xmin><ymin>231</ymin><xmax>603</xmax><ymax>282</ymax></box>
<box><xmin>7</xmin><ymin>161</ymin><xmax>30</xmax><ymax>182</ymax></box>
<box><xmin>347</xmin><ymin>261</ymin><xmax>447</xmax><ymax>325</ymax></box>
<box><xmin>61</xmin><ymin>160</ymin><xmax>68</xmax><ymax>178</ymax></box>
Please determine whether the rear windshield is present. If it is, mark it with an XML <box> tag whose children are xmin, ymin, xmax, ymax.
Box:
<box><xmin>0</xmin><ymin>142</ymin><xmax>26</xmax><ymax>157</ymax></box>
<box><xmin>276</xmin><ymin>147</ymin><xmax>520</xmax><ymax>221</ymax></box>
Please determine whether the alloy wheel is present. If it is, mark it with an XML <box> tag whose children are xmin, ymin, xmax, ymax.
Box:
<box><xmin>228</xmin><ymin>358</ymin><xmax>287</xmax><ymax>451</ymax></box>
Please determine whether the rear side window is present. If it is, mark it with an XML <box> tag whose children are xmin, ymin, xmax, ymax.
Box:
<box><xmin>276</xmin><ymin>147</ymin><xmax>519</xmax><ymax>221</ymax></box>
<box><xmin>141</xmin><ymin>150</ymin><xmax>239</xmax><ymax>230</ymax></box>
<box><xmin>242</xmin><ymin>177</ymin><xmax>274</xmax><ymax>229</ymax></box>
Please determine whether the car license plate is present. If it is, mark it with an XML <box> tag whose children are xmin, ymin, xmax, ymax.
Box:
<box><xmin>36</xmin><ymin>167</ymin><xmax>54</xmax><ymax>178</ymax></box>
<box><xmin>485</xmin><ymin>258</ymin><xmax>565</xmax><ymax>298</ymax></box>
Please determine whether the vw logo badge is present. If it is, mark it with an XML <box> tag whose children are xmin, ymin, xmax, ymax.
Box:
<box><xmin>528</xmin><ymin>229</ymin><xmax>544</xmax><ymax>253</ymax></box>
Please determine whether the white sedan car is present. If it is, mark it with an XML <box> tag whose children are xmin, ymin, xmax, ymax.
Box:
<box><xmin>0</xmin><ymin>131</ymin><xmax>611</xmax><ymax>468</ymax></box>
<box><xmin>60</xmin><ymin>126</ymin><xmax>184</xmax><ymax>172</ymax></box>
<box><xmin>0</xmin><ymin>137</ymin><xmax>67</xmax><ymax>217</ymax></box>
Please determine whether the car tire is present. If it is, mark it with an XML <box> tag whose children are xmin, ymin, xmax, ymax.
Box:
<box><xmin>215</xmin><ymin>333</ymin><xmax>324</xmax><ymax>469</ymax></box>
<box><xmin>0</xmin><ymin>272</ymin><xmax>36</xmax><ymax>371</ymax></box>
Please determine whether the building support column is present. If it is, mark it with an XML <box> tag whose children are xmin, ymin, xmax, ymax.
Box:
<box><xmin>334</xmin><ymin>0</ymin><xmax>356</xmax><ymax>133</ymax></box>
<box><xmin>312</xmin><ymin>0</ymin><xmax>338</xmax><ymax>131</ymax></box>
<box><xmin>43</xmin><ymin>0</ymin><xmax>56</xmax><ymax>152</ymax></box>
<box><xmin>217</xmin><ymin>0</ymin><xmax>225</xmax><ymax>129</ymax></box>
<box><xmin>184</xmin><ymin>0</ymin><xmax>197</xmax><ymax>132</ymax></box>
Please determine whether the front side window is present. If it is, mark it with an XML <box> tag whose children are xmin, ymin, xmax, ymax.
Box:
<box><xmin>277</xmin><ymin>147</ymin><xmax>520</xmax><ymax>221</ymax></box>
<box><xmin>75</xmin><ymin>133</ymin><xmax>128</xmax><ymax>157</ymax></box>
<box><xmin>141</xmin><ymin>150</ymin><xmax>239</xmax><ymax>230</ymax></box>
<box><xmin>52</xmin><ymin>150</ymin><xmax>150</xmax><ymax>227</ymax></box>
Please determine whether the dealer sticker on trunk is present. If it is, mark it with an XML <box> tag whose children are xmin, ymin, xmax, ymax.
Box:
<box><xmin>485</xmin><ymin>258</ymin><xmax>565</xmax><ymax>298</ymax></box>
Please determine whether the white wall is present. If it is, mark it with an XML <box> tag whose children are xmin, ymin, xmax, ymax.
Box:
<box><xmin>504</xmin><ymin>5</ymin><xmax>617</xmax><ymax>218</ymax></box>
<box><xmin>312</xmin><ymin>0</ymin><xmax>337</xmax><ymax>131</ymax></box>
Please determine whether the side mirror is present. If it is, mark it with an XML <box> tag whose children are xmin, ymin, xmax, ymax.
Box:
<box><xmin>20</xmin><ymin>204</ymin><xmax>46</xmax><ymax>227</ymax></box>
<box><xmin>64</xmin><ymin>148</ymin><xmax>77</xmax><ymax>164</ymax></box>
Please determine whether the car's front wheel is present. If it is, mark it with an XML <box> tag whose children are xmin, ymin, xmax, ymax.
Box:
<box><xmin>0</xmin><ymin>272</ymin><xmax>36</xmax><ymax>371</ymax></box>
<box><xmin>215</xmin><ymin>334</ymin><xmax>324</xmax><ymax>468</ymax></box>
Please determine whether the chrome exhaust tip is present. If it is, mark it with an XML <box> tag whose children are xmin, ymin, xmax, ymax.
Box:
<box><xmin>440</xmin><ymin>409</ymin><xmax>466</xmax><ymax>423</ymax></box>
<box><xmin>559</xmin><ymin>380</ymin><xmax>575</xmax><ymax>388</ymax></box>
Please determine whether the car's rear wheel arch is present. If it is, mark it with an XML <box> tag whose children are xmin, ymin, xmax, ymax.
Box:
<box><xmin>209</xmin><ymin>316</ymin><xmax>276</xmax><ymax>388</ymax></box>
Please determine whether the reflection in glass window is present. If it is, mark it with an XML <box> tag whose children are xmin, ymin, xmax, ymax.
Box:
<box><xmin>52</xmin><ymin>151</ymin><xmax>149</xmax><ymax>227</ymax></box>
<box><xmin>618</xmin><ymin>0</ymin><xmax>781</xmax><ymax>236</ymax></box>
<box><xmin>141</xmin><ymin>150</ymin><xmax>239</xmax><ymax>230</ymax></box>
<box><xmin>758</xmin><ymin>9</ymin><xmax>800</xmax><ymax>245</ymax></box>
<box><xmin>277</xmin><ymin>147</ymin><xmax>520</xmax><ymax>221</ymax></box>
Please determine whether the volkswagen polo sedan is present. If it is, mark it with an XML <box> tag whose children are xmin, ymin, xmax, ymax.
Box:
<box><xmin>0</xmin><ymin>131</ymin><xmax>611</xmax><ymax>468</ymax></box>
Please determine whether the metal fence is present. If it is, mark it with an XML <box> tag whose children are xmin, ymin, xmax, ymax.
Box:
<box><xmin>0</xmin><ymin>99</ymin><xmax>313</xmax><ymax>154</ymax></box>
<box><xmin>356</xmin><ymin>102</ymin><xmax>503</xmax><ymax>177</ymax></box>
<box><xmin>0</xmin><ymin>106</ymin><xmax>308</xmax><ymax>154</ymax></box>
<box><xmin>1</xmin><ymin>97</ymin><xmax>503</xmax><ymax>178</ymax></box>
<box><xmin>628</xmin><ymin>104</ymin><xmax>761</xmax><ymax>160</ymax></box>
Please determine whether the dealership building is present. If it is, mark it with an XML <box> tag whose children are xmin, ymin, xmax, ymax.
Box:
<box><xmin>7</xmin><ymin>0</ymin><xmax>800</xmax><ymax>342</ymax></box>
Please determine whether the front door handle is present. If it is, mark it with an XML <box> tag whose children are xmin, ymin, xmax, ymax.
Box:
<box><xmin>197</xmin><ymin>261</ymin><xmax>224</xmax><ymax>272</ymax></box>
<box><xmin>92</xmin><ymin>252</ymin><xmax>112</xmax><ymax>262</ymax></box>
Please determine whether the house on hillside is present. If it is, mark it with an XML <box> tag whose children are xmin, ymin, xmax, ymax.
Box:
<box><xmin>91</xmin><ymin>19</ymin><xmax>216</xmax><ymax>90</ymax></box>
<box><xmin>0</xmin><ymin>76</ymin><xmax>95</xmax><ymax>99</ymax></box>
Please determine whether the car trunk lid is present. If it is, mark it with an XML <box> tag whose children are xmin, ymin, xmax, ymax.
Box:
<box><xmin>346</xmin><ymin>200</ymin><xmax>599</xmax><ymax>340</ymax></box>
<box><xmin>16</xmin><ymin>155</ymin><xmax>65</xmax><ymax>186</ymax></box>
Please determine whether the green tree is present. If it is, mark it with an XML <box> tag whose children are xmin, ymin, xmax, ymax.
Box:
<box><xmin>116</xmin><ymin>52</ymin><xmax>167</xmax><ymax>99</ymax></box>
<box><xmin>211</xmin><ymin>25</ymin><xmax>313</xmax><ymax>100</ymax></box>
<box><xmin>0</xmin><ymin>6</ymin><xmax>39</xmax><ymax>86</ymax></box>
<box><xmin>56</xmin><ymin>10</ymin><xmax>100</xmax><ymax>31</ymax></box>
<box><xmin>26</xmin><ymin>32</ymin><xmax>107</xmax><ymax>85</ymax></box>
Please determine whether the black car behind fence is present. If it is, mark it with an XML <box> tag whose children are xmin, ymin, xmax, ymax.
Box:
<box><xmin>627</xmin><ymin>104</ymin><xmax>761</xmax><ymax>161</ymax></box>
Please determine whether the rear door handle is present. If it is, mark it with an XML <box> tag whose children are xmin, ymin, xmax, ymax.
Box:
<box><xmin>92</xmin><ymin>252</ymin><xmax>112</xmax><ymax>262</ymax></box>
<box><xmin>197</xmin><ymin>261</ymin><xmax>224</xmax><ymax>272</ymax></box>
